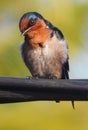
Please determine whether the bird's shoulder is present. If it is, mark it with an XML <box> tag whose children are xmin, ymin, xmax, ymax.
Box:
<box><xmin>44</xmin><ymin>19</ymin><xmax>64</xmax><ymax>40</ymax></box>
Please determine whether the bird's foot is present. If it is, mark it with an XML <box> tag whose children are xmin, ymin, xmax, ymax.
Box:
<box><xmin>26</xmin><ymin>76</ymin><xmax>33</xmax><ymax>79</ymax></box>
<box><xmin>26</xmin><ymin>75</ymin><xmax>40</xmax><ymax>80</ymax></box>
<box><xmin>48</xmin><ymin>75</ymin><xmax>58</xmax><ymax>80</ymax></box>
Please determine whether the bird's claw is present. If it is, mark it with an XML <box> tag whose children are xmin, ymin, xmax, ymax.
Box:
<box><xmin>26</xmin><ymin>76</ymin><xmax>39</xmax><ymax>80</ymax></box>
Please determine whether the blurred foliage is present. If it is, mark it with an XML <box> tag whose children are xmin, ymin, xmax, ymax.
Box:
<box><xmin>0</xmin><ymin>0</ymin><xmax>88</xmax><ymax>130</ymax></box>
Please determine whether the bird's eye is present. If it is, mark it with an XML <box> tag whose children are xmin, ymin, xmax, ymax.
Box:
<box><xmin>28</xmin><ymin>18</ymin><xmax>36</xmax><ymax>27</ymax></box>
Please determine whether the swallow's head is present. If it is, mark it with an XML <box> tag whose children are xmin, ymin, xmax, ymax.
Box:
<box><xmin>19</xmin><ymin>12</ymin><xmax>44</xmax><ymax>35</ymax></box>
<box><xmin>19</xmin><ymin>12</ymin><xmax>51</xmax><ymax>48</ymax></box>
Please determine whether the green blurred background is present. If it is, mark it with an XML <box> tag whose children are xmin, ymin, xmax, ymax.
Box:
<box><xmin>0</xmin><ymin>0</ymin><xmax>88</xmax><ymax>130</ymax></box>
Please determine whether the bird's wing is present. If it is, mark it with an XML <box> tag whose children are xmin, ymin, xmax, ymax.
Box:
<box><xmin>62</xmin><ymin>59</ymin><xmax>69</xmax><ymax>79</ymax></box>
<box><xmin>55</xmin><ymin>28</ymin><xmax>69</xmax><ymax>79</ymax></box>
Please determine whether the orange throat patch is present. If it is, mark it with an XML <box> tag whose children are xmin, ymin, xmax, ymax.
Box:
<box><xmin>27</xmin><ymin>27</ymin><xmax>51</xmax><ymax>48</ymax></box>
<box><xmin>25</xmin><ymin>20</ymin><xmax>51</xmax><ymax>48</ymax></box>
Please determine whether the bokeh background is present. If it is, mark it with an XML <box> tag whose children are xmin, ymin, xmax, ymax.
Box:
<box><xmin>0</xmin><ymin>0</ymin><xmax>88</xmax><ymax>130</ymax></box>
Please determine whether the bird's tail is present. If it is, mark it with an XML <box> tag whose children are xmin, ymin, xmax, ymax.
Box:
<box><xmin>72</xmin><ymin>101</ymin><xmax>75</xmax><ymax>109</ymax></box>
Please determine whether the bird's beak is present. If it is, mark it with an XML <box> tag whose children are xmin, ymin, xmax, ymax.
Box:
<box><xmin>22</xmin><ymin>27</ymin><xmax>32</xmax><ymax>36</ymax></box>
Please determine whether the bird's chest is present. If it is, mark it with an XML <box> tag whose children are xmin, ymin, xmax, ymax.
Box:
<box><xmin>25</xmin><ymin>43</ymin><xmax>53</xmax><ymax>76</ymax></box>
<box><xmin>22</xmin><ymin>35</ymin><xmax>67</xmax><ymax>77</ymax></box>
<box><xmin>30</xmin><ymin>44</ymin><xmax>52</xmax><ymax>66</ymax></box>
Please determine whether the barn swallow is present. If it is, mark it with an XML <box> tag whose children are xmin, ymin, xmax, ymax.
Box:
<box><xmin>19</xmin><ymin>12</ymin><xmax>69</xmax><ymax>79</ymax></box>
<box><xmin>19</xmin><ymin>12</ymin><xmax>74</xmax><ymax>108</ymax></box>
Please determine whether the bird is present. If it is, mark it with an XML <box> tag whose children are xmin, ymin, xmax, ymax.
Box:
<box><xmin>19</xmin><ymin>12</ymin><xmax>74</xmax><ymax>108</ymax></box>
<box><xmin>19</xmin><ymin>12</ymin><xmax>69</xmax><ymax>79</ymax></box>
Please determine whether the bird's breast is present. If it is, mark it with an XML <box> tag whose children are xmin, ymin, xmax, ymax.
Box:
<box><xmin>22</xmin><ymin>34</ymin><xmax>68</xmax><ymax>78</ymax></box>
